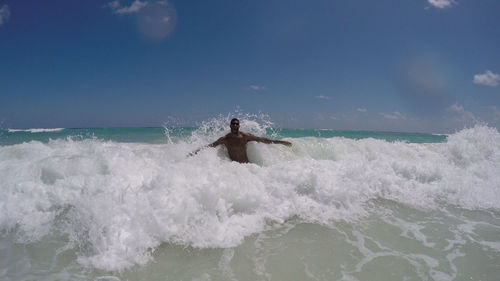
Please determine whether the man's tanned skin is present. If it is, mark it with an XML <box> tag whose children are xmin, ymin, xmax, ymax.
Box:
<box><xmin>192</xmin><ymin>118</ymin><xmax>292</xmax><ymax>163</ymax></box>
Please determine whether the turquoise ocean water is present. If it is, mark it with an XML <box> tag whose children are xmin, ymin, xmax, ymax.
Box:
<box><xmin>0</xmin><ymin>127</ymin><xmax>446</xmax><ymax>145</ymax></box>
<box><xmin>1</xmin><ymin>119</ymin><xmax>499</xmax><ymax>281</ymax></box>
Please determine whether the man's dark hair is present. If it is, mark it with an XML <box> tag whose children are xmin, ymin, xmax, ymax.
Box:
<box><xmin>230</xmin><ymin>118</ymin><xmax>239</xmax><ymax>124</ymax></box>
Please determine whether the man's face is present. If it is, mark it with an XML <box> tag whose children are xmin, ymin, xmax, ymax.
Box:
<box><xmin>230</xmin><ymin>120</ymin><xmax>239</xmax><ymax>133</ymax></box>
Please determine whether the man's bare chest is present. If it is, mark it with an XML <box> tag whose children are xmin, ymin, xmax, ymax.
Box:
<box><xmin>225</xmin><ymin>136</ymin><xmax>247</xmax><ymax>147</ymax></box>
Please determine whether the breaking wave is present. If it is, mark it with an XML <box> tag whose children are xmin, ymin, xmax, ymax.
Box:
<box><xmin>7</xmin><ymin>128</ymin><xmax>65</xmax><ymax>133</ymax></box>
<box><xmin>0</xmin><ymin>122</ymin><xmax>499</xmax><ymax>270</ymax></box>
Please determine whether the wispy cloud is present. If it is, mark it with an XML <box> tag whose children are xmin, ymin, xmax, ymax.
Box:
<box><xmin>315</xmin><ymin>114</ymin><xmax>337</xmax><ymax>121</ymax></box>
<box><xmin>0</xmin><ymin>4</ymin><xmax>10</xmax><ymax>26</ymax></box>
<box><xmin>314</xmin><ymin>95</ymin><xmax>331</xmax><ymax>100</ymax></box>
<box><xmin>357</xmin><ymin>108</ymin><xmax>367</xmax><ymax>112</ymax></box>
<box><xmin>473</xmin><ymin>70</ymin><xmax>500</xmax><ymax>87</ymax></box>
<box><xmin>106</xmin><ymin>0</ymin><xmax>148</xmax><ymax>15</ymax></box>
<box><xmin>380</xmin><ymin>111</ymin><xmax>405</xmax><ymax>120</ymax></box>
<box><xmin>107</xmin><ymin>1</ymin><xmax>120</xmax><ymax>9</ymax></box>
<box><xmin>485</xmin><ymin>106</ymin><xmax>500</xmax><ymax>119</ymax></box>
<box><xmin>447</xmin><ymin>103</ymin><xmax>477</xmax><ymax>123</ymax></box>
<box><xmin>492</xmin><ymin>106</ymin><xmax>500</xmax><ymax>118</ymax></box>
<box><xmin>106</xmin><ymin>1</ymin><xmax>177</xmax><ymax>42</ymax></box>
<box><xmin>249</xmin><ymin>85</ymin><xmax>266</xmax><ymax>91</ymax></box>
<box><xmin>428</xmin><ymin>0</ymin><xmax>456</xmax><ymax>9</ymax></box>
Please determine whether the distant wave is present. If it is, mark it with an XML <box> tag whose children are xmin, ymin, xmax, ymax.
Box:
<box><xmin>7</xmin><ymin>128</ymin><xmax>65</xmax><ymax>133</ymax></box>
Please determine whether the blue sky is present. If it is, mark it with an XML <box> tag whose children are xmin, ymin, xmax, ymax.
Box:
<box><xmin>0</xmin><ymin>0</ymin><xmax>499</xmax><ymax>132</ymax></box>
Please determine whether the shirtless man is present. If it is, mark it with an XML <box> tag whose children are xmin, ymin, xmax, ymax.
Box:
<box><xmin>191</xmin><ymin>118</ymin><xmax>292</xmax><ymax>163</ymax></box>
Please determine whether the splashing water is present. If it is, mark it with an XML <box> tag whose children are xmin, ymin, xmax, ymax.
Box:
<box><xmin>0</xmin><ymin>116</ymin><xmax>499</xmax><ymax>280</ymax></box>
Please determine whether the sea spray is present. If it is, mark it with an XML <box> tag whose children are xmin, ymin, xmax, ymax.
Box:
<box><xmin>0</xmin><ymin>122</ymin><xmax>499</xmax><ymax>276</ymax></box>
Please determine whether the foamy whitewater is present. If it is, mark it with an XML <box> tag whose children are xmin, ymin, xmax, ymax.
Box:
<box><xmin>1</xmin><ymin>116</ymin><xmax>499</xmax><ymax>280</ymax></box>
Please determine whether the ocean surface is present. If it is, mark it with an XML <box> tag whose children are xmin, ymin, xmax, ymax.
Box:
<box><xmin>1</xmin><ymin>117</ymin><xmax>499</xmax><ymax>281</ymax></box>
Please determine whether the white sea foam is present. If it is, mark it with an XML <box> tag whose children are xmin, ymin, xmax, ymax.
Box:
<box><xmin>7</xmin><ymin>128</ymin><xmax>65</xmax><ymax>133</ymax></box>
<box><xmin>0</xmin><ymin>124</ymin><xmax>499</xmax><ymax>271</ymax></box>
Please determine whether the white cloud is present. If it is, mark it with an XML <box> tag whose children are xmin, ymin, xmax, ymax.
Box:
<box><xmin>107</xmin><ymin>0</ymin><xmax>120</xmax><ymax>9</ymax></box>
<box><xmin>380</xmin><ymin>111</ymin><xmax>405</xmax><ymax>120</ymax></box>
<box><xmin>487</xmin><ymin>106</ymin><xmax>500</xmax><ymax>118</ymax></box>
<box><xmin>0</xmin><ymin>4</ymin><xmax>10</xmax><ymax>26</ymax></box>
<box><xmin>357</xmin><ymin>108</ymin><xmax>367</xmax><ymax>112</ymax></box>
<box><xmin>249</xmin><ymin>85</ymin><xmax>266</xmax><ymax>91</ymax></box>
<box><xmin>315</xmin><ymin>114</ymin><xmax>337</xmax><ymax>121</ymax></box>
<box><xmin>315</xmin><ymin>95</ymin><xmax>331</xmax><ymax>100</ymax></box>
<box><xmin>428</xmin><ymin>0</ymin><xmax>455</xmax><ymax>9</ymax></box>
<box><xmin>493</xmin><ymin>106</ymin><xmax>500</xmax><ymax>117</ymax></box>
<box><xmin>447</xmin><ymin>103</ymin><xmax>477</xmax><ymax>123</ymax></box>
<box><xmin>107</xmin><ymin>0</ymin><xmax>148</xmax><ymax>15</ymax></box>
<box><xmin>473</xmin><ymin>70</ymin><xmax>500</xmax><ymax>87</ymax></box>
<box><xmin>447</xmin><ymin>103</ymin><xmax>463</xmax><ymax>113</ymax></box>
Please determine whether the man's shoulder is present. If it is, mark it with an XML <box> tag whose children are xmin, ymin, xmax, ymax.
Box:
<box><xmin>240</xmin><ymin>132</ymin><xmax>255</xmax><ymax>138</ymax></box>
<box><xmin>241</xmin><ymin>132</ymin><xmax>262</xmax><ymax>141</ymax></box>
<box><xmin>221</xmin><ymin>133</ymin><xmax>236</xmax><ymax>140</ymax></box>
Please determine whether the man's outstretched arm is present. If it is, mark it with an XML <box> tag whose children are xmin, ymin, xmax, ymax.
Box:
<box><xmin>208</xmin><ymin>137</ymin><xmax>225</xmax><ymax>148</ymax></box>
<box><xmin>244</xmin><ymin>133</ymin><xmax>292</xmax><ymax>146</ymax></box>
<box><xmin>188</xmin><ymin>137</ymin><xmax>225</xmax><ymax>156</ymax></box>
